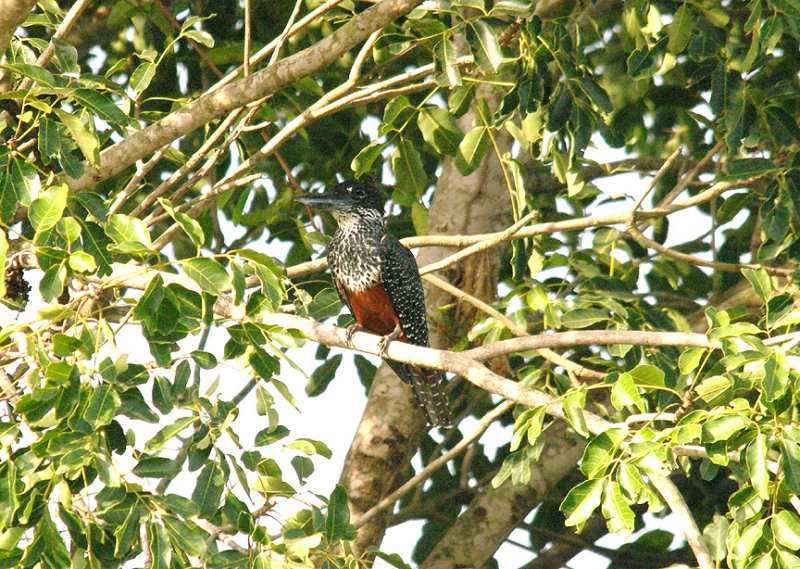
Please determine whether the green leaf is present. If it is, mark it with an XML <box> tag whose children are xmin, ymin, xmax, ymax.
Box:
<box><xmin>563</xmin><ymin>389</ymin><xmax>589</xmax><ymax>437</ymax></box>
<box><xmin>695</xmin><ymin>375</ymin><xmax>732</xmax><ymax>404</ymax></box>
<box><xmin>193</xmin><ymin>463</ymin><xmax>224</xmax><ymax>517</ymax></box>
<box><xmin>251</xmin><ymin>261</ymin><xmax>285</xmax><ymax>310</ymax></box>
<box><xmin>132</xmin><ymin>274</ymin><xmax>165</xmax><ymax>321</ymax></box>
<box><xmin>466</xmin><ymin>20</ymin><xmax>504</xmax><ymax>73</ymax></box>
<box><xmin>778</xmin><ymin>550</ymin><xmax>800</xmax><ymax>569</ymax></box>
<box><xmin>40</xmin><ymin>262</ymin><xmax>66</xmax><ymax>302</ymax></box>
<box><xmin>183</xmin><ymin>257</ymin><xmax>231</xmax><ymax>295</ymax></box>
<box><xmin>158</xmin><ymin>198</ymin><xmax>205</xmax><ymax>246</ymax></box>
<box><xmin>192</xmin><ymin>350</ymin><xmax>217</xmax><ymax>369</ymax></box>
<box><xmin>561</xmin><ymin>478</ymin><xmax>604</xmax><ymax>530</ymax></box>
<box><xmin>53</xmin><ymin>108</ymin><xmax>100</xmax><ymax>165</ymax></box>
<box><xmin>70</xmin><ymin>89</ymin><xmax>127</xmax><ymax>124</ymax></box>
<box><xmin>455</xmin><ymin>125</ymin><xmax>491</xmax><ymax>175</ymax></box>
<box><xmin>133</xmin><ymin>456</ymin><xmax>182</xmax><ymax>478</ymax></box>
<box><xmin>0</xmin><ymin>232</ymin><xmax>6</xmax><ymax>298</ymax></box>
<box><xmin>721</xmin><ymin>158</ymin><xmax>779</xmax><ymax>181</ymax></box>
<box><xmin>162</xmin><ymin>515</ymin><xmax>207</xmax><ymax>557</ymax></box>
<box><xmin>0</xmin><ymin>63</ymin><xmax>58</xmax><ymax>87</ymax></box>
<box><xmin>581</xmin><ymin>429</ymin><xmax>625</xmax><ymax>478</ymax></box>
<box><xmin>56</xmin><ymin>216</ymin><xmax>81</xmax><ymax>243</ymax></box>
<box><xmin>253</xmin><ymin>475</ymin><xmax>296</xmax><ymax>497</ymax></box>
<box><xmin>762</xmin><ymin>354</ymin><xmax>789</xmax><ymax>403</ymax></box>
<box><xmin>147</xmin><ymin>520</ymin><xmax>171</xmax><ymax>569</ymax></box>
<box><xmin>782</xmin><ymin>438</ymin><xmax>800</xmax><ymax>495</ymax></box>
<box><xmin>7</xmin><ymin>159</ymin><xmax>40</xmax><ymax>209</ymax></box>
<box><xmin>131</xmin><ymin>61</ymin><xmax>157</xmax><ymax>93</ymax></box>
<box><xmin>627</xmin><ymin>364</ymin><xmax>665</xmax><ymax>387</ymax></box>
<box><xmin>703</xmin><ymin>514</ymin><xmax>729</xmax><ymax>563</ymax></box>
<box><xmin>742</xmin><ymin>268</ymin><xmax>771</xmax><ymax>303</ymax></box>
<box><xmin>546</xmin><ymin>83</ymin><xmax>572</xmax><ymax>132</ymax></box>
<box><xmin>434</xmin><ymin>37</ymin><xmax>462</xmax><ymax>87</ymax></box>
<box><xmin>207</xmin><ymin>550</ymin><xmax>249</xmax><ymax>568</ymax></box>
<box><xmin>391</xmin><ymin>139</ymin><xmax>427</xmax><ymax>195</ymax></box>
<box><xmin>667</xmin><ymin>4</ymin><xmax>693</xmax><ymax>54</ymax></box>
<box><xmin>746</xmin><ymin>434</ymin><xmax>770</xmax><ymax>500</ymax></box>
<box><xmin>28</xmin><ymin>184</ymin><xmax>68</xmax><ymax>233</ymax></box>
<box><xmin>679</xmin><ymin>347</ymin><xmax>706</xmax><ymax>374</ymax></box>
<box><xmin>254</xmin><ymin>425</ymin><xmax>289</xmax><ymax>446</ymax></box>
<box><xmin>574</xmin><ymin>78</ymin><xmax>612</xmax><ymax>113</ymax></box>
<box><xmin>560</xmin><ymin>308</ymin><xmax>608</xmax><ymax>329</ymax></box>
<box><xmin>771</xmin><ymin>0</ymin><xmax>800</xmax><ymax>20</ymax></box>
<box><xmin>145</xmin><ymin>416</ymin><xmax>197</xmax><ymax>452</ymax></box>
<box><xmin>305</xmin><ymin>354</ymin><xmax>342</xmax><ymax>397</ymax></box>
<box><xmin>627</xmin><ymin>38</ymin><xmax>666</xmax><ymax>79</ymax></box>
<box><xmin>325</xmin><ymin>485</ymin><xmax>351</xmax><ymax>542</ymax></box>
<box><xmin>382</xmin><ymin>96</ymin><xmax>412</xmax><ymax>129</ymax></box>
<box><xmin>602</xmin><ymin>481</ymin><xmax>635</xmax><ymax>536</ymax></box>
<box><xmin>83</xmin><ymin>385</ymin><xmax>121</xmax><ymax>428</ymax></box>
<box><xmin>0</xmin><ymin>461</ymin><xmax>19</xmax><ymax>525</ymax></box>
<box><xmin>68</xmin><ymin>250</ymin><xmax>96</xmax><ymax>273</ymax></box>
<box><xmin>38</xmin><ymin>116</ymin><xmax>61</xmax><ymax>160</ymax></box>
<box><xmin>702</xmin><ymin>415</ymin><xmax>748</xmax><ymax>443</ymax></box>
<box><xmin>80</xmin><ymin>221</ymin><xmax>113</xmax><ymax>276</ymax></box>
<box><xmin>611</xmin><ymin>373</ymin><xmax>645</xmax><ymax>412</ymax></box>
<box><xmin>106</xmin><ymin>213</ymin><xmax>151</xmax><ymax>247</ymax></box>
<box><xmin>351</xmin><ymin>141</ymin><xmax>385</xmax><ymax>175</ymax></box>
<box><xmin>417</xmin><ymin>106</ymin><xmax>462</xmax><ymax>155</ymax></box>
<box><xmin>184</xmin><ymin>29</ymin><xmax>215</xmax><ymax>48</ymax></box>
<box><xmin>774</xmin><ymin>510</ymin><xmax>800</xmax><ymax>550</ymax></box>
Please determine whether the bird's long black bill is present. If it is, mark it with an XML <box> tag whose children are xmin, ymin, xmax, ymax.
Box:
<box><xmin>296</xmin><ymin>194</ymin><xmax>349</xmax><ymax>209</ymax></box>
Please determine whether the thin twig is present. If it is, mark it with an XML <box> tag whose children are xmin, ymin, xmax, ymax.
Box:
<box><xmin>632</xmin><ymin>146</ymin><xmax>683</xmax><ymax>212</ymax></box>
<box><xmin>647</xmin><ymin>470</ymin><xmax>713</xmax><ymax>569</ymax></box>
<box><xmin>192</xmin><ymin>518</ymin><xmax>249</xmax><ymax>554</ymax></box>
<box><xmin>626</xmin><ymin>220</ymin><xmax>793</xmax><ymax>276</ymax></box>
<box><xmin>656</xmin><ymin>141</ymin><xmax>724</xmax><ymax>210</ymax></box>
<box><xmin>17</xmin><ymin>0</ymin><xmax>92</xmax><ymax>91</ymax></box>
<box><xmin>243</xmin><ymin>0</ymin><xmax>251</xmax><ymax>76</ymax></box>
<box><xmin>420</xmin><ymin>210</ymin><xmax>539</xmax><ymax>276</ymax></box>
<box><xmin>423</xmin><ymin>273</ymin><xmax>605</xmax><ymax>381</ymax></box>
<box><xmin>206</xmin><ymin>0</ymin><xmax>350</xmax><ymax>94</ymax></box>
<box><xmin>131</xmin><ymin>109</ymin><xmax>245</xmax><ymax>218</ymax></box>
<box><xmin>268</xmin><ymin>0</ymin><xmax>303</xmax><ymax>67</ymax></box>
<box><xmin>354</xmin><ymin>400</ymin><xmax>515</xmax><ymax>528</ymax></box>
<box><xmin>109</xmin><ymin>147</ymin><xmax>168</xmax><ymax>215</ymax></box>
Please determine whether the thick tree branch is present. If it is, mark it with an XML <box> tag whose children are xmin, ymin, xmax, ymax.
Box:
<box><xmin>0</xmin><ymin>0</ymin><xmax>35</xmax><ymax>62</ymax></box>
<box><xmin>647</xmin><ymin>471</ymin><xmax>713</xmax><ymax>569</ymax></box>
<box><xmin>421</xmin><ymin>421</ymin><xmax>585</xmax><ymax>569</ymax></box>
<box><xmin>66</xmin><ymin>0</ymin><xmax>423</xmax><ymax>194</ymax></box>
<box><xmin>353</xmin><ymin>400</ymin><xmax>514</xmax><ymax>528</ymax></box>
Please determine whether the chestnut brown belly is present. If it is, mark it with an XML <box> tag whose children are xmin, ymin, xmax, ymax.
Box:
<box><xmin>341</xmin><ymin>283</ymin><xmax>407</xmax><ymax>341</ymax></box>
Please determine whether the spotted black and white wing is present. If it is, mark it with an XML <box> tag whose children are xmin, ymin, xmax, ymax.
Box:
<box><xmin>378</xmin><ymin>233</ymin><xmax>429</xmax><ymax>346</ymax></box>
<box><xmin>380</xmin><ymin>233</ymin><xmax>452</xmax><ymax>427</ymax></box>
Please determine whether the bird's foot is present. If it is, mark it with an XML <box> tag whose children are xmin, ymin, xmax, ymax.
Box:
<box><xmin>345</xmin><ymin>323</ymin><xmax>364</xmax><ymax>346</ymax></box>
<box><xmin>378</xmin><ymin>326</ymin><xmax>403</xmax><ymax>357</ymax></box>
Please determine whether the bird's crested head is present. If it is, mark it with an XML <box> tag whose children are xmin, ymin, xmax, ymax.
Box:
<box><xmin>296</xmin><ymin>180</ymin><xmax>385</xmax><ymax>216</ymax></box>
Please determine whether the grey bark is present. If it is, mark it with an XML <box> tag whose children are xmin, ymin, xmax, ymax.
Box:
<box><xmin>339</xmin><ymin>89</ymin><xmax>513</xmax><ymax>555</ymax></box>
<box><xmin>0</xmin><ymin>0</ymin><xmax>36</xmax><ymax>59</ymax></box>
<box><xmin>422</xmin><ymin>422</ymin><xmax>586</xmax><ymax>569</ymax></box>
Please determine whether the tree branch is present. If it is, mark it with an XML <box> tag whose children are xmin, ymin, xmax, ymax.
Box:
<box><xmin>0</xmin><ymin>0</ymin><xmax>36</xmax><ymax>66</ymax></box>
<box><xmin>65</xmin><ymin>0</ymin><xmax>424</xmax><ymax>194</ymax></box>
<box><xmin>647</xmin><ymin>471</ymin><xmax>713</xmax><ymax>569</ymax></box>
<box><xmin>354</xmin><ymin>400</ymin><xmax>514</xmax><ymax>528</ymax></box>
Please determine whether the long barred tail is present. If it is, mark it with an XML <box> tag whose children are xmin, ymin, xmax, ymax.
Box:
<box><xmin>387</xmin><ymin>361</ymin><xmax>453</xmax><ymax>428</ymax></box>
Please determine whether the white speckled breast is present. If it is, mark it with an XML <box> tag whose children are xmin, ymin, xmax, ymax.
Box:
<box><xmin>328</xmin><ymin>209</ymin><xmax>385</xmax><ymax>292</ymax></box>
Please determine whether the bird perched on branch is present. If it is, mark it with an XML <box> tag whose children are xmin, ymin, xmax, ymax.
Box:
<box><xmin>297</xmin><ymin>180</ymin><xmax>453</xmax><ymax>428</ymax></box>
